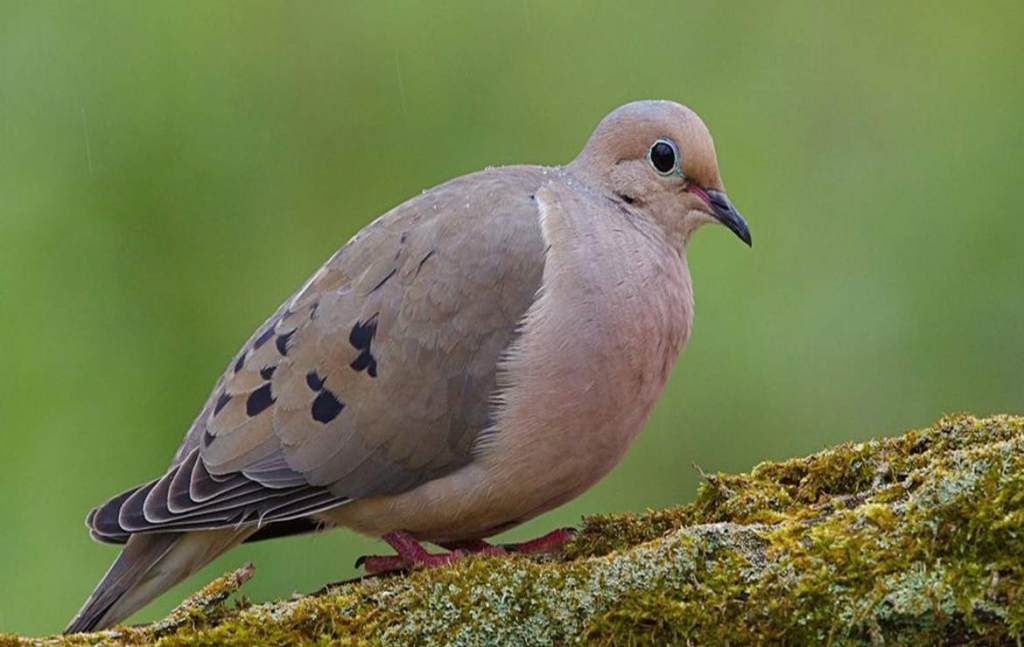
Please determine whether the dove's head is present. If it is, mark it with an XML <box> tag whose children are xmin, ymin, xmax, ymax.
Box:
<box><xmin>569</xmin><ymin>100</ymin><xmax>750</xmax><ymax>250</ymax></box>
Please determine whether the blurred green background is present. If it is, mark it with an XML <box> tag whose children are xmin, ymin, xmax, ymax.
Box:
<box><xmin>2</xmin><ymin>1</ymin><xmax>1022</xmax><ymax>636</ymax></box>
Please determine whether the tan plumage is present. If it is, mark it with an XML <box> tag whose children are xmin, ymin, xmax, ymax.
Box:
<box><xmin>66</xmin><ymin>100</ymin><xmax>750</xmax><ymax>633</ymax></box>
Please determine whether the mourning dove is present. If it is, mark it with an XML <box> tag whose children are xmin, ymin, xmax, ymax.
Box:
<box><xmin>65</xmin><ymin>100</ymin><xmax>750</xmax><ymax>634</ymax></box>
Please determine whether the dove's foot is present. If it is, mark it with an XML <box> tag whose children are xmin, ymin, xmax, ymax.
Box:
<box><xmin>500</xmin><ymin>527</ymin><xmax>577</xmax><ymax>555</ymax></box>
<box><xmin>356</xmin><ymin>531</ymin><xmax>468</xmax><ymax>575</ymax></box>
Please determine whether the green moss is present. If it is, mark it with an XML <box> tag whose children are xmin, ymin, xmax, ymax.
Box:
<box><xmin>10</xmin><ymin>414</ymin><xmax>1024</xmax><ymax>645</ymax></box>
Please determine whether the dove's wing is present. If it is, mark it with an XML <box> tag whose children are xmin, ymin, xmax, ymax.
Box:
<box><xmin>88</xmin><ymin>167</ymin><xmax>550</xmax><ymax>542</ymax></box>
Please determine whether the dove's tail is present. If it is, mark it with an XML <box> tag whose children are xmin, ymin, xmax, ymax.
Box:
<box><xmin>64</xmin><ymin>529</ymin><xmax>249</xmax><ymax>634</ymax></box>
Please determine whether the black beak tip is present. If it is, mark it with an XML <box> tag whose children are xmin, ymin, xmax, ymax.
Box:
<box><xmin>705</xmin><ymin>189</ymin><xmax>752</xmax><ymax>248</ymax></box>
<box><xmin>738</xmin><ymin>226</ymin><xmax>753</xmax><ymax>248</ymax></box>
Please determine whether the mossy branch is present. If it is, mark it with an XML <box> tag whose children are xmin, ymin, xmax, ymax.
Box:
<box><xmin>5</xmin><ymin>414</ymin><xmax>1023</xmax><ymax>646</ymax></box>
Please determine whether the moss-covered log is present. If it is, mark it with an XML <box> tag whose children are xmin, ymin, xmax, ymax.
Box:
<box><xmin>6</xmin><ymin>413</ymin><xmax>1023</xmax><ymax>646</ymax></box>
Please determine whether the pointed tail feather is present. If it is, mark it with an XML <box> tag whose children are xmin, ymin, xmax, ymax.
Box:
<box><xmin>65</xmin><ymin>529</ymin><xmax>250</xmax><ymax>634</ymax></box>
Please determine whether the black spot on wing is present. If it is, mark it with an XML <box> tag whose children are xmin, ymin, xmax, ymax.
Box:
<box><xmin>275</xmin><ymin>330</ymin><xmax>295</xmax><ymax>356</ymax></box>
<box><xmin>254</xmin><ymin>326</ymin><xmax>275</xmax><ymax>350</ymax></box>
<box><xmin>349</xmin><ymin>317</ymin><xmax>377</xmax><ymax>350</ymax></box>
<box><xmin>233</xmin><ymin>354</ymin><xmax>245</xmax><ymax>374</ymax></box>
<box><xmin>311</xmin><ymin>389</ymin><xmax>344</xmax><ymax>424</ymax></box>
<box><xmin>213</xmin><ymin>392</ymin><xmax>232</xmax><ymax>416</ymax></box>
<box><xmin>349</xmin><ymin>316</ymin><xmax>379</xmax><ymax>378</ymax></box>
<box><xmin>246</xmin><ymin>383</ymin><xmax>275</xmax><ymax>417</ymax></box>
<box><xmin>350</xmin><ymin>350</ymin><xmax>379</xmax><ymax>377</ymax></box>
<box><xmin>203</xmin><ymin>428</ymin><xmax>216</xmax><ymax>447</ymax></box>
<box><xmin>306</xmin><ymin>370</ymin><xmax>325</xmax><ymax>391</ymax></box>
<box><xmin>260</xmin><ymin>365</ymin><xmax>277</xmax><ymax>380</ymax></box>
<box><xmin>349</xmin><ymin>351</ymin><xmax>372</xmax><ymax>372</ymax></box>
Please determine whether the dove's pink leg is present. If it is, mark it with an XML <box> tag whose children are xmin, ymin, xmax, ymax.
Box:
<box><xmin>444</xmin><ymin>528</ymin><xmax>577</xmax><ymax>555</ymax></box>
<box><xmin>356</xmin><ymin>531</ymin><xmax>466</xmax><ymax>574</ymax></box>
<box><xmin>501</xmin><ymin>527</ymin><xmax>577</xmax><ymax>554</ymax></box>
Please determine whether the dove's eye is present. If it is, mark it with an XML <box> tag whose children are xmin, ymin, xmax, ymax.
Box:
<box><xmin>648</xmin><ymin>139</ymin><xmax>680</xmax><ymax>176</ymax></box>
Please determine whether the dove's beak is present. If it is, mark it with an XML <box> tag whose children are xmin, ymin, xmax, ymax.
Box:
<box><xmin>688</xmin><ymin>186</ymin><xmax>752</xmax><ymax>247</ymax></box>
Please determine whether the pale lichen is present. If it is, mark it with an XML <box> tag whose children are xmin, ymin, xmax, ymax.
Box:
<box><xmin>4</xmin><ymin>413</ymin><xmax>1022</xmax><ymax>646</ymax></box>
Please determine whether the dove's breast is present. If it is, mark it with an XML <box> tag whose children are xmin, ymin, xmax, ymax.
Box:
<box><xmin>468</xmin><ymin>182</ymin><xmax>693</xmax><ymax>529</ymax></box>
